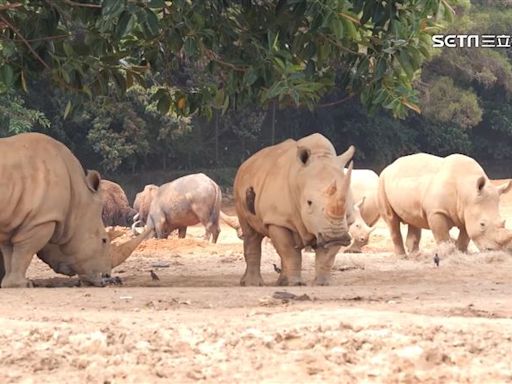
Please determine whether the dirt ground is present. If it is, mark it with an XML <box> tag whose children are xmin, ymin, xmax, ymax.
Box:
<box><xmin>2</xmin><ymin>188</ymin><xmax>512</xmax><ymax>383</ymax></box>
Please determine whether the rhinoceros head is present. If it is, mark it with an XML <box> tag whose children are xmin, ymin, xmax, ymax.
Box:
<box><xmin>348</xmin><ymin>197</ymin><xmax>375</xmax><ymax>248</ymax></box>
<box><xmin>465</xmin><ymin>177</ymin><xmax>512</xmax><ymax>251</ymax></box>
<box><xmin>296</xmin><ymin>143</ymin><xmax>355</xmax><ymax>248</ymax></box>
<box><xmin>37</xmin><ymin>171</ymin><xmax>152</xmax><ymax>285</ymax></box>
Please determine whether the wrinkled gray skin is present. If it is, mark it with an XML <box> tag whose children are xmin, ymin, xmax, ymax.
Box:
<box><xmin>147</xmin><ymin>173</ymin><xmax>222</xmax><ymax>243</ymax></box>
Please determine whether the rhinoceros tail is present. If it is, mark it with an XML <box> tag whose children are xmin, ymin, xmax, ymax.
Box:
<box><xmin>209</xmin><ymin>182</ymin><xmax>222</xmax><ymax>226</ymax></box>
<box><xmin>245</xmin><ymin>186</ymin><xmax>256</xmax><ymax>215</ymax></box>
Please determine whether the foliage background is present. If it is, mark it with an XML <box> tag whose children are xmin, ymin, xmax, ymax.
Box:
<box><xmin>1</xmin><ymin>0</ymin><xmax>512</xmax><ymax>198</ymax></box>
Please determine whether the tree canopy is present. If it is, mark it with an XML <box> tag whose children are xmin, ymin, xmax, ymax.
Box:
<box><xmin>0</xmin><ymin>0</ymin><xmax>454</xmax><ymax>117</ymax></box>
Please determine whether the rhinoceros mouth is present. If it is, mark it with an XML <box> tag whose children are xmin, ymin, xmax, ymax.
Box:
<box><xmin>314</xmin><ymin>238</ymin><xmax>352</xmax><ymax>249</ymax></box>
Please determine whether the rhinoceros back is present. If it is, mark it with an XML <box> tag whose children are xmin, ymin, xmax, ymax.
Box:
<box><xmin>0</xmin><ymin>133</ymin><xmax>94</xmax><ymax>244</ymax></box>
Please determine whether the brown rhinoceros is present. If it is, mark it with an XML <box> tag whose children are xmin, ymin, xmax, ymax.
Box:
<box><xmin>147</xmin><ymin>173</ymin><xmax>222</xmax><ymax>242</ymax></box>
<box><xmin>0</xmin><ymin>133</ymin><xmax>151</xmax><ymax>288</ymax></box>
<box><xmin>378</xmin><ymin>153</ymin><xmax>512</xmax><ymax>255</ymax></box>
<box><xmin>100</xmin><ymin>180</ymin><xmax>137</xmax><ymax>227</ymax></box>
<box><xmin>233</xmin><ymin>133</ymin><xmax>355</xmax><ymax>286</ymax></box>
<box><xmin>133</xmin><ymin>184</ymin><xmax>159</xmax><ymax>224</ymax></box>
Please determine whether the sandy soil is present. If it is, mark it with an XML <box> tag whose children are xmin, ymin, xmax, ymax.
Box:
<box><xmin>2</xmin><ymin>190</ymin><xmax>512</xmax><ymax>383</ymax></box>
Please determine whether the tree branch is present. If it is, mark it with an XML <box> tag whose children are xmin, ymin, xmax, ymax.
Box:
<box><xmin>317</xmin><ymin>93</ymin><xmax>354</xmax><ymax>108</ymax></box>
<box><xmin>0</xmin><ymin>14</ymin><xmax>50</xmax><ymax>70</ymax></box>
<box><xmin>0</xmin><ymin>3</ymin><xmax>22</xmax><ymax>11</ymax></box>
<box><xmin>0</xmin><ymin>34</ymin><xmax>69</xmax><ymax>43</ymax></box>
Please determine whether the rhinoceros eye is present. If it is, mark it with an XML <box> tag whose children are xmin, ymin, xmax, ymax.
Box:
<box><xmin>102</xmin><ymin>238</ymin><xmax>108</xmax><ymax>244</ymax></box>
<box><xmin>307</xmin><ymin>200</ymin><xmax>312</xmax><ymax>206</ymax></box>
<box><xmin>480</xmin><ymin>222</ymin><xmax>486</xmax><ymax>231</ymax></box>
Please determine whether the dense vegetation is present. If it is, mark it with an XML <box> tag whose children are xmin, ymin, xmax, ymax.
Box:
<box><xmin>1</xmin><ymin>0</ymin><xmax>511</xmax><ymax>183</ymax></box>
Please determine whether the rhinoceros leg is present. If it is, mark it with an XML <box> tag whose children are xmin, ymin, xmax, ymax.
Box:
<box><xmin>405</xmin><ymin>225</ymin><xmax>421</xmax><ymax>254</ymax></box>
<box><xmin>387</xmin><ymin>216</ymin><xmax>406</xmax><ymax>256</ymax></box>
<box><xmin>428</xmin><ymin>213</ymin><xmax>452</xmax><ymax>246</ymax></box>
<box><xmin>268</xmin><ymin>225</ymin><xmax>305</xmax><ymax>286</ymax></box>
<box><xmin>314</xmin><ymin>245</ymin><xmax>341</xmax><ymax>285</ymax></box>
<box><xmin>456</xmin><ymin>227</ymin><xmax>470</xmax><ymax>252</ymax></box>
<box><xmin>178</xmin><ymin>226</ymin><xmax>187</xmax><ymax>238</ymax></box>
<box><xmin>239</xmin><ymin>220</ymin><xmax>264</xmax><ymax>286</ymax></box>
<box><xmin>1</xmin><ymin>223</ymin><xmax>55</xmax><ymax>288</ymax></box>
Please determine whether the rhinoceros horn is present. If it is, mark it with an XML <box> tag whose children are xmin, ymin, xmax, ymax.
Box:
<box><xmin>340</xmin><ymin>160</ymin><xmax>353</xmax><ymax>198</ymax></box>
<box><xmin>111</xmin><ymin>227</ymin><xmax>153</xmax><ymax>268</ymax></box>
<box><xmin>497</xmin><ymin>228</ymin><xmax>512</xmax><ymax>247</ymax></box>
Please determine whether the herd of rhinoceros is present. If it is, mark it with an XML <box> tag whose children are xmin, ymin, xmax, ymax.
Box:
<box><xmin>1</xmin><ymin>132</ymin><xmax>511</xmax><ymax>288</ymax></box>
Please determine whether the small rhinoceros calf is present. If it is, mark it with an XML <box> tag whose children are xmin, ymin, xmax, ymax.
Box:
<box><xmin>133</xmin><ymin>184</ymin><xmax>159</xmax><ymax>224</ymax></box>
<box><xmin>344</xmin><ymin>169</ymin><xmax>380</xmax><ymax>252</ymax></box>
<box><xmin>0</xmin><ymin>133</ymin><xmax>150</xmax><ymax>288</ymax></box>
<box><xmin>147</xmin><ymin>173</ymin><xmax>222</xmax><ymax>242</ymax></box>
<box><xmin>378</xmin><ymin>153</ymin><xmax>512</xmax><ymax>255</ymax></box>
<box><xmin>100</xmin><ymin>180</ymin><xmax>137</xmax><ymax>227</ymax></box>
<box><xmin>234</xmin><ymin>133</ymin><xmax>355</xmax><ymax>287</ymax></box>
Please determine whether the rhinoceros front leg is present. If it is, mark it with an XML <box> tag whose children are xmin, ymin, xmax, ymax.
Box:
<box><xmin>405</xmin><ymin>225</ymin><xmax>421</xmax><ymax>254</ymax></box>
<box><xmin>178</xmin><ymin>226</ymin><xmax>187</xmax><ymax>239</ymax></box>
<box><xmin>314</xmin><ymin>245</ymin><xmax>341</xmax><ymax>285</ymax></box>
<box><xmin>267</xmin><ymin>225</ymin><xmax>304</xmax><ymax>286</ymax></box>
<box><xmin>428</xmin><ymin>213</ymin><xmax>453</xmax><ymax>246</ymax></box>
<box><xmin>240</xmin><ymin>221</ymin><xmax>264</xmax><ymax>286</ymax></box>
<box><xmin>1</xmin><ymin>222</ymin><xmax>55</xmax><ymax>288</ymax></box>
<box><xmin>456</xmin><ymin>227</ymin><xmax>470</xmax><ymax>252</ymax></box>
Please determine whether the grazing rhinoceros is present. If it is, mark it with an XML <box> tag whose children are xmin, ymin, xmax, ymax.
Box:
<box><xmin>344</xmin><ymin>198</ymin><xmax>375</xmax><ymax>253</ymax></box>
<box><xmin>378</xmin><ymin>153</ymin><xmax>512</xmax><ymax>255</ymax></box>
<box><xmin>133</xmin><ymin>184</ymin><xmax>159</xmax><ymax>224</ymax></box>
<box><xmin>344</xmin><ymin>169</ymin><xmax>380</xmax><ymax>252</ymax></box>
<box><xmin>0</xmin><ymin>133</ymin><xmax>151</xmax><ymax>288</ymax></box>
<box><xmin>147</xmin><ymin>173</ymin><xmax>222</xmax><ymax>242</ymax></box>
<box><xmin>100</xmin><ymin>180</ymin><xmax>137</xmax><ymax>227</ymax></box>
<box><xmin>233</xmin><ymin>133</ymin><xmax>355</xmax><ymax>286</ymax></box>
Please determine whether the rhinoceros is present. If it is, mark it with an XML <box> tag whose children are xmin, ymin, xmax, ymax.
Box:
<box><xmin>220</xmin><ymin>211</ymin><xmax>244</xmax><ymax>239</ymax></box>
<box><xmin>147</xmin><ymin>173</ymin><xmax>222</xmax><ymax>242</ymax></box>
<box><xmin>133</xmin><ymin>184</ymin><xmax>159</xmax><ymax>224</ymax></box>
<box><xmin>234</xmin><ymin>133</ymin><xmax>354</xmax><ymax>286</ymax></box>
<box><xmin>0</xmin><ymin>133</ymin><xmax>151</xmax><ymax>288</ymax></box>
<box><xmin>100</xmin><ymin>180</ymin><xmax>137</xmax><ymax>227</ymax></box>
<box><xmin>344</xmin><ymin>169</ymin><xmax>380</xmax><ymax>252</ymax></box>
<box><xmin>378</xmin><ymin>153</ymin><xmax>512</xmax><ymax>255</ymax></box>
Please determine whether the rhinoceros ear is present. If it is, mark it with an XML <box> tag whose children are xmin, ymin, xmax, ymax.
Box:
<box><xmin>476</xmin><ymin>176</ymin><xmax>486</xmax><ymax>193</ymax></box>
<box><xmin>497</xmin><ymin>180</ymin><xmax>512</xmax><ymax>195</ymax></box>
<box><xmin>297</xmin><ymin>146</ymin><xmax>311</xmax><ymax>166</ymax></box>
<box><xmin>85</xmin><ymin>170</ymin><xmax>101</xmax><ymax>193</ymax></box>
<box><xmin>337</xmin><ymin>145</ymin><xmax>355</xmax><ymax>168</ymax></box>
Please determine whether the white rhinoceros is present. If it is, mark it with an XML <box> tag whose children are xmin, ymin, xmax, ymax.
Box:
<box><xmin>378</xmin><ymin>153</ymin><xmax>512</xmax><ymax>255</ymax></box>
<box><xmin>233</xmin><ymin>133</ymin><xmax>355</xmax><ymax>286</ymax></box>
<box><xmin>0</xmin><ymin>133</ymin><xmax>150</xmax><ymax>288</ymax></box>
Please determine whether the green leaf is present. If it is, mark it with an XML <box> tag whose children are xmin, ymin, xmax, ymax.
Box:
<box><xmin>102</xmin><ymin>0</ymin><xmax>125</xmax><ymax>18</ymax></box>
<box><xmin>144</xmin><ymin>9</ymin><xmax>160</xmax><ymax>37</ymax></box>
<box><xmin>0</xmin><ymin>65</ymin><xmax>14</xmax><ymax>87</ymax></box>
<box><xmin>397</xmin><ymin>50</ymin><xmax>414</xmax><ymax>78</ymax></box>
<box><xmin>148</xmin><ymin>0</ymin><xmax>165</xmax><ymax>8</ymax></box>
<box><xmin>116</xmin><ymin>11</ymin><xmax>135</xmax><ymax>39</ymax></box>
<box><xmin>157</xmin><ymin>92</ymin><xmax>171</xmax><ymax>114</ymax></box>
<box><xmin>331</xmin><ymin>18</ymin><xmax>344</xmax><ymax>39</ymax></box>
